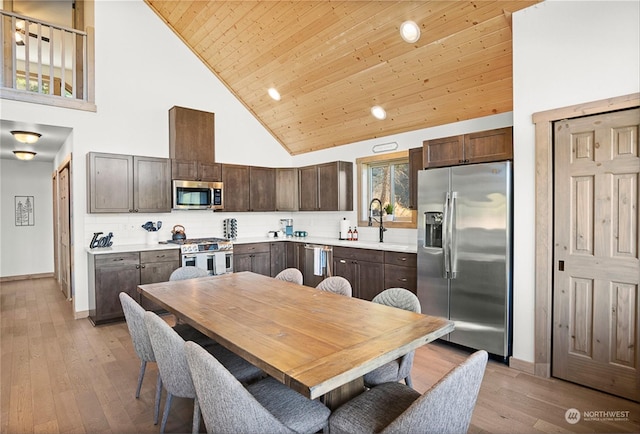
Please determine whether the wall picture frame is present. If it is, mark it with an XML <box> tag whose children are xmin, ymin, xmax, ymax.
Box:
<box><xmin>15</xmin><ymin>196</ymin><xmax>35</xmax><ymax>226</ymax></box>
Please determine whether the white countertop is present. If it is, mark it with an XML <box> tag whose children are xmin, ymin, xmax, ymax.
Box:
<box><xmin>232</xmin><ymin>236</ymin><xmax>417</xmax><ymax>253</ymax></box>
<box><xmin>87</xmin><ymin>237</ymin><xmax>416</xmax><ymax>255</ymax></box>
<box><xmin>86</xmin><ymin>243</ymin><xmax>181</xmax><ymax>255</ymax></box>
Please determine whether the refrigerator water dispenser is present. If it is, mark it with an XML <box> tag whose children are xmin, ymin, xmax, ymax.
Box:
<box><xmin>424</xmin><ymin>212</ymin><xmax>443</xmax><ymax>248</ymax></box>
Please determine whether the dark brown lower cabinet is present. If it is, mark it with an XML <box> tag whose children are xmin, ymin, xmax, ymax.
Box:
<box><xmin>333</xmin><ymin>247</ymin><xmax>384</xmax><ymax>300</ymax></box>
<box><xmin>139</xmin><ymin>250</ymin><xmax>180</xmax><ymax>311</ymax></box>
<box><xmin>88</xmin><ymin>249</ymin><xmax>180</xmax><ymax>325</ymax></box>
<box><xmin>89</xmin><ymin>252</ymin><xmax>141</xmax><ymax>325</ymax></box>
<box><xmin>233</xmin><ymin>243</ymin><xmax>271</xmax><ymax>276</ymax></box>
<box><xmin>383</xmin><ymin>251</ymin><xmax>417</xmax><ymax>294</ymax></box>
<box><xmin>270</xmin><ymin>242</ymin><xmax>287</xmax><ymax>277</ymax></box>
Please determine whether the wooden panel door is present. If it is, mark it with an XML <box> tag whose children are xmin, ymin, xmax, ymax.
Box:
<box><xmin>465</xmin><ymin>127</ymin><xmax>513</xmax><ymax>164</ymax></box>
<box><xmin>249</xmin><ymin>166</ymin><xmax>276</xmax><ymax>211</ymax></box>
<box><xmin>553</xmin><ymin>108</ymin><xmax>639</xmax><ymax>402</ymax></box>
<box><xmin>276</xmin><ymin>168</ymin><xmax>299</xmax><ymax>211</ymax></box>
<box><xmin>169</xmin><ymin>106</ymin><xmax>215</xmax><ymax>163</ymax></box>
<box><xmin>222</xmin><ymin>164</ymin><xmax>250</xmax><ymax>211</ymax></box>
<box><xmin>298</xmin><ymin>165</ymin><xmax>319</xmax><ymax>211</ymax></box>
<box><xmin>88</xmin><ymin>152</ymin><xmax>133</xmax><ymax>212</ymax></box>
<box><xmin>134</xmin><ymin>156</ymin><xmax>171</xmax><ymax>212</ymax></box>
<box><xmin>59</xmin><ymin>167</ymin><xmax>71</xmax><ymax>299</ymax></box>
<box><xmin>408</xmin><ymin>147</ymin><xmax>423</xmax><ymax>210</ymax></box>
<box><xmin>423</xmin><ymin>135</ymin><xmax>464</xmax><ymax>168</ymax></box>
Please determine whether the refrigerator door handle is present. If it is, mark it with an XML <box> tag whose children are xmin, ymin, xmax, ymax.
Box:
<box><xmin>442</xmin><ymin>192</ymin><xmax>451</xmax><ymax>278</ymax></box>
<box><xmin>450</xmin><ymin>191</ymin><xmax>457</xmax><ymax>279</ymax></box>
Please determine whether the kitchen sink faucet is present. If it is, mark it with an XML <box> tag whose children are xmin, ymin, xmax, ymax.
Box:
<box><xmin>368</xmin><ymin>198</ymin><xmax>387</xmax><ymax>242</ymax></box>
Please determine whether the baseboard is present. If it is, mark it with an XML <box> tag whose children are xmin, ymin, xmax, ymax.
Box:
<box><xmin>509</xmin><ymin>356</ymin><xmax>535</xmax><ymax>374</ymax></box>
<box><xmin>0</xmin><ymin>272</ymin><xmax>54</xmax><ymax>283</ymax></box>
<box><xmin>74</xmin><ymin>310</ymin><xmax>89</xmax><ymax>320</ymax></box>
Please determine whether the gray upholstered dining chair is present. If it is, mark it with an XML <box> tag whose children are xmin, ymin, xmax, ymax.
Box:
<box><xmin>274</xmin><ymin>267</ymin><xmax>304</xmax><ymax>285</ymax></box>
<box><xmin>144</xmin><ymin>311</ymin><xmax>263</xmax><ymax>434</ymax></box>
<box><xmin>316</xmin><ymin>276</ymin><xmax>352</xmax><ymax>297</ymax></box>
<box><xmin>184</xmin><ymin>340</ymin><xmax>331</xmax><ymax>434</ymax></box>
<box><xmin>119</xmin><ymin>292</ymin><xmax>213</xmax><ymax>424</ymax></box>
<box><xmin>329</xmin><ymin>350</ymin><xmax>488</xmax><ymax>434</ymax></box>
<box><xmin>169</xmin><ymin>265</ymin><xmax>209</xmax><ymax>281</ymax></box>
<box><xmin>363</xmin><ymin>288</ymin><xmax>421</xmax><ymax>388</ymax></box>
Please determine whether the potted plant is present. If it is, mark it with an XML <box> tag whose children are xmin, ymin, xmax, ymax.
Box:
<box><xmin>383</xmin><ymin>203</ymin><xmax>394</xmax><ymax>221</ymax></box>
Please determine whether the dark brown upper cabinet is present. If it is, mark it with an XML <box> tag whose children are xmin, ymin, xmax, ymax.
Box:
<box><xmin>423</xmin><ymin>127</ymin><xmax>513</xmax><ymax>168</ymax></box>
<box><xmin>169</xmin><ymin>106</ymin><xmax>217</xmax><ymax>180</ymax></box>
<box><xmin>299</xmin><ymin>161</ymin><xmax>353</xmax><ymax>211</ymax></box>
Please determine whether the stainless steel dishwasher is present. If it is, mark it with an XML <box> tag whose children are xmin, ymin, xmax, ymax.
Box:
<box><xmin>303</xmin><ymin>244</ymin><xmax>332</xmax><ymax>287</ymax></box>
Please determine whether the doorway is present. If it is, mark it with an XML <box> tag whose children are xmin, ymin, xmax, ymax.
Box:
<box><xmin>532</xmin><ymin>93</ymin><xmax>640</xmax><ymax>402</ymax></box>
<box><xmin>551</xmin><ymin>108</ymin><xmax>639</xmax><ymax>401</ymax></box>
<box><xmin>55</xmin><ymin>156</ymin><xmax>73</xmax><ymax>301</ymax></box>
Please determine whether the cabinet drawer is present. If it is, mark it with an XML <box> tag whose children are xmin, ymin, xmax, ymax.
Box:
<box><xmin>384</xmin><ymin>264</ymin><xmax>417</xmax><ymax>293</ymax></box>
<box><xmin>95</xmin><ymin>252</ymin><xmax>139</xmax><ymax>267</ymax></box>
<box><xmin>384</xmin><ymin>251</ymin><xmax>417</xmax><ymax>267</ymax></box>
<box><xmin>140</xmin><ymin>249</ymin><xmax>179</xmax><ymax>264</ymax></box>
<box><xmin>333</xmin><ymin>247</ymin><xmax>383</xmax><ymax>263</ymax></box>
<box><xmin>233</xmin><ymin>242</ymin><xmax>271</xmax><ymax>255</ymax></box>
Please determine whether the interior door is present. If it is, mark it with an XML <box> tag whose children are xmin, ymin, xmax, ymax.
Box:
<box><xmin>59</xmin><ymin>166</ymin><xmax>71</xmax><ymax>300</ymax></box>
<box><xmin>552</xmin><ymin>108</ymin><xmax>639</xmax><ymax>401</ymax></box>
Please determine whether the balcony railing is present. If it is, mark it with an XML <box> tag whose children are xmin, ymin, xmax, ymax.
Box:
<box><xmin>1</xmin><ymin>10</ymin><xmax>93</xmax><ymax>108</ymax></box>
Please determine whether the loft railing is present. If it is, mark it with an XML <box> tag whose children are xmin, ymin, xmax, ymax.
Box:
<box><xmin>0</xmin><ymin>10</ymin><xmax>88</xmax><ymax>102</ymax></box>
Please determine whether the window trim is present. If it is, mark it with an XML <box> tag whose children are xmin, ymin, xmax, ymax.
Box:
<box><xmin>356</xmin><ymin>150</ymin><xmax>417</xmax><ymax>229</ymax></box>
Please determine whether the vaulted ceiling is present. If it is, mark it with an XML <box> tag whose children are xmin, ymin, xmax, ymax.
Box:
<box><xmin>145</xmin><ymin>1</ymin><xmax>540</xmax><ymax>155</ymax></box>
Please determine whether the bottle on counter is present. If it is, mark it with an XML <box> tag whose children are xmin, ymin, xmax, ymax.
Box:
<box><xmin>352</xmin><ymin>227</ymin><xmax>358</xmax><ymax>241</ymax></box>
<box><xmin>347</xmin><ymin>227</ymin><xmax>353</xmax><ymax>241</ymax></box>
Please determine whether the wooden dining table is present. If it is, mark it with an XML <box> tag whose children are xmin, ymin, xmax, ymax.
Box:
<box><xmin>138</xmin><ymin>271</ymin><xmax>454</xmax><ymax>408</ymax></box>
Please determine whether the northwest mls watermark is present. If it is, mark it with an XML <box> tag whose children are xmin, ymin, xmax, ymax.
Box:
<box><xmin>565</xmin><ymin>408</ymin><xmax>631</xmax><ymax>424</ymax></box>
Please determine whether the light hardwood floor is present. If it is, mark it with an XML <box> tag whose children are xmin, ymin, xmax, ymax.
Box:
<box><xmin>1</xmin><ymin>278</ymin><xmax>639</xmax><ymax>433</ymax></box>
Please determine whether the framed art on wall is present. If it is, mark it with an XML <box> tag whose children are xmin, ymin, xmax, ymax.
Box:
<box><xmin>15</xmin><ymin>196</ymin><xmax>35</xmax><ymax>226</ymax></box>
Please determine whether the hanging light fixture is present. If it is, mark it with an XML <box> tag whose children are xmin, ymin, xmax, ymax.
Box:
<box><xmin>13</xmin><ymin>150</ymin><xmax>37</xmax><ymax>161</ymax></box>
<box><xmin>11</xmin><ymin>130</ymin><xmax>41</xmax><ymax>144</ymax></box>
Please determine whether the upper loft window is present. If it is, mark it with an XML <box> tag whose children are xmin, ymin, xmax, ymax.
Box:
<box><xmin>0</xmin><ymin>0</ymin><xmax>95</xmax><ymax>111</ymax></box>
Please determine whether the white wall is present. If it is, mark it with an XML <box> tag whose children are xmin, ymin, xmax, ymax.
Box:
<box><xmin>0</xmin><ymin>159</ymin><xmax>54</xmax><ymax>277</ymax></box>
<box><xmin>511</xmin><ymin>0</ymin><xmax>640</xmax><ymax>363</ymax></box>
<box><xmin>0</xmin><ymin>0</ymin><xmax>289</xmax><ymax>313</ymax></box>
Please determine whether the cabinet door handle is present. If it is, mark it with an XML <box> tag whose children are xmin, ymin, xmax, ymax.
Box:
<box><xmin>398</xmin><ymin>278</ymin><xmax>407</xmax><ymax>282</ymax></box>
<box><xmin>399</xmin><ymin>257</ymin><xmax>407</xmax><ymax>261</ymax></box>
<box><xmin>136</xmin><ymin>265</ymin><xmax>140</xmax><ymax>269</ymax></box>
<box><xmin>141</xmin><ymin>265</ymin><xmax>146</xmax><ymax>268</ymax></box>
<box><xmin>339</xmin><ymin>259</ymin><xmax>346</xmax><ymax>264</ymax></box>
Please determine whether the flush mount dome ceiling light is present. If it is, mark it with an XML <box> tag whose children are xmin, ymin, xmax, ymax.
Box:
<box><xmin>11</xmin><ymin>130</ymin><xmax>41</xmax><ymax>144</ymax></box>
<box><xmin>13</xmin><ymin>150</ymin><xmax>37</xmax><ymax>161</ymax></box>
<box><xmin>371</xmin><ymin>105</ymin><xmax>387</xmax><ymax>120</ymax></box>
<box><xmin>268</xmin><ymin>87</ymin><xmax>281</xmax><ymax>101</ymax></box>
<box><xmin>400</xmin><ymin>20</ymin><xmax>420</xmax><ymax>43</ymax></box>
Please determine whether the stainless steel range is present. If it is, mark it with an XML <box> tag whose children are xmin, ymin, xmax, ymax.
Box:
<box><xmin>168</xmin><ymin>237</ymin><xmax>233</xmax><ymax>275</ymax></box>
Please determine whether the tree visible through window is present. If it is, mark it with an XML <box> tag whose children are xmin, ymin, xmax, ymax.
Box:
<box><xmin>357</xmin><ymin>151</ymin><xmax>414</xmax><ymax>227</ymax></box>
<box><xmin>369</xmin><ymin>161</ymin><xmax>410</xmax><ymax>219</ymax></box>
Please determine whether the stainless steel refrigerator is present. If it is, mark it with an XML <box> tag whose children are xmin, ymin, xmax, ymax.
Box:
<box><xmin>417</xmin><ymin>161</ymin><xmax>512</xmax><ymax>359</ymax></box>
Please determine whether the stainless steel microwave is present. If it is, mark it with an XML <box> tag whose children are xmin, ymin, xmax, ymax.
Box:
<box><xmin>172</xmin><ymin>180</ymin><xmax>223</xmax><ymax>210</ymax></box>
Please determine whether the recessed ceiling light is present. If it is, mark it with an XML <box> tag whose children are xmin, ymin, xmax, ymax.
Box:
<box><xmin>400</xmin><ymin>20</ymin><xmax>420</xmax><ymax>43</ymax></box>
<box><xmin>13</xmin><ymin>150</ymin><xmax>37</xmax><ymax>160</ymax></box>
<box><xmin>268</xmin><ymin>87</ymin><xmax>281</xmax><ymax>101</ymax></box>
<box><xmin>11</xmin><ymin>130</ymin><xmax>41</xmax><ymax>144</ymax></box>
<box><xmin>371</xmin><ymin>105</ymin><xmax>387</xmax><ymax>120</ymax></box>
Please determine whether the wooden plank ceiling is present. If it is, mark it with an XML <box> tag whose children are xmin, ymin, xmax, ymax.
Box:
<box><xmin>145</xmin><ymin>1</ymin><xmax>540</xmax><ymax>155</ymax></box>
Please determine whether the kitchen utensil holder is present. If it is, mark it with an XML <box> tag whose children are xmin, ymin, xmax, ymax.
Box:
<box><xmin>223</xmin><ymin>218</ymin><xmax>238</xmax><ymax>240</ymax></box>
